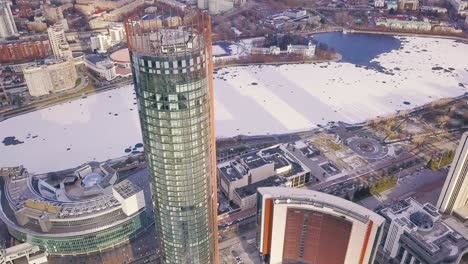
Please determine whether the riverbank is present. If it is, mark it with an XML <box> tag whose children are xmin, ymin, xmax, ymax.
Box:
<box><xmin>348</xmin><ymin>28</ymin><xmax>468</xmax><ymax>42</ymax></box>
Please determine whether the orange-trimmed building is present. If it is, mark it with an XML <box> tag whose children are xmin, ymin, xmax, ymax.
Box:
<box><xmin>257</xmin><ymin>187</ymin><xmax>385</xmax><ymax>264</ymax></box>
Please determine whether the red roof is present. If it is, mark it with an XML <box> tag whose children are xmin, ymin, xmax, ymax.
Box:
<box><xmin>95</xmin><ymin>9</ymin><xmax>106</xmax><ymax>15</ymax></box>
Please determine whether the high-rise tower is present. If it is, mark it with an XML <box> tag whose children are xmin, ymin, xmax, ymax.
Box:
<box><xmin>437</xmin><ymin>132</ymin><xmax>468</xmax><ymax>217</ymax></box>
<box><xmin>125</xmin><ymin>13</ymin><xmax>219</xmax><ymax>264</ymax></box>
<box><xmin>47</xmin><ymin>22</ymin><xmax>72</xmax><ymax>59</ymax></box>
<box><xmin>0</xmin><ymin>0</ymin><xmax>17</xmax><ymax>39</ymax></box>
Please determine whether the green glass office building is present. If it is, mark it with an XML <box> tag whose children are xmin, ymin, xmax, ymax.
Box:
<box><xmin>126</xmin><ymin>13</ymin><xmax>219</xmax><ymax>264</ymax></box>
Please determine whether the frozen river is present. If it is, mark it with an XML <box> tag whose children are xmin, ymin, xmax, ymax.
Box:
<box><xmin>1</xmin><ymin>34</ymin><xmax>468</xmax><ymax>173</ymax></box>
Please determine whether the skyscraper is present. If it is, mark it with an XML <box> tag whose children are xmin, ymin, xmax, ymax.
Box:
<box><xmin>47</xmin><ymin>22</ymin><xmax>72</xmax><ymax>60</ymax></box>
<box><xmin>125</xmin><ymin>13</ymin><xmax>219</xmax><ymax>264</ymax></box>
<box><xmin>437</xmin><ymin>132</ymin><xmax>468</xmax><ymax>217</ymax></box>
<box><xmin>0</xmin><ymin>0</ymin><xmax>17</xmax><ymax>39</ymax></box>
<box><xmin>257</xmin><ymin>187</ymin><xmax>385</xmax><ymax>264</ymax></box>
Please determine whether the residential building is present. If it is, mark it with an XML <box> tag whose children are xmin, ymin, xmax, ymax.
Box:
<box><xmin>378</xmin><ymin>198</ymin><xmax>468</xmax><ymax>264</ymax></box>
<box><xmin>0</xmin><ymin>165</ymin><xmax>146</xmax><ymax>255</ymax></box>
<box><xmin>375</xmin><ymin>0</ymin><xmax>385</xmax><ymax>8</ymax></box>
<box><xmin>284</xmin><ymin>8</ymin><xmax>308</xmax><ymax>19</ymax></box>
<box><xmin>26</xmin><ymin>21</ymin><xmax>48</xmax><ymax>32</ymax></box>
<box><xmin>257</xmin><ymin>187</ymin><xmax>385</xmax><ymax>264</ymax></box>
<box><xmin>23</xmin><ymin>59</ymin><xmax>77</xmax><ymax>97</ymax></box>
<box><xmin>41</xmin><ymin>3</ymin><xmax>72</xmax><ymax>22</ymax></box>
<box><xmin>47</xmin><ymin>22</ymin><xmax>73</xmax><ymax>59</ymax></box>
<box><xmin>84</xmin><ymin>54</ymin><xmax>117</xmax><ymax>81</ymax></box>
<box><xmin>103</xmin><ymin>0</ymin><xmax>145</xmax><ymax>22</ymax></box>
<box><xmin>287</xmin><ymin>41</ymin><xmax>316</xmax><ymax>57</ymax></box>
<box><xmin>398</xmin><ymin>0</ymin><xmax>419</xmax><ymax>10</ymax></box>
<box><xmin>0</xmin><ymin>0</ymin><xmax>17</xmax><ymax>38</ymax></box>
<box><xmin>420</xmin><ymin>6</ymin><xmax>448</xmax><ymax>13</ymax></box>
<box><xmin>387</xmin><ymin>1</ymin><xmax>399</xmax><ymax>10</ymax></box>
<box><xmin>109</xmin><ymin>24</ymin><xmax>125</xmax><ymax>44</ymax></box>
<box><xmin>437</xmin><ymin>132</ymin><xmax>468</xmax><ymax>218</ymax></box>
<box><xmin>126</xmin><ymin>14</ymin><xmax>219</xmax><ymax>264</ymax></box>
<box><xmin>0</xmin><ymin>39</ymin><xmax>52</xmax><ymax>63</ymax></box>
<box><xmin>376</xmin><ymin>18</ymin><xmax>432</xmax><ymax>31</ymax></box>
<box><xmin>198</xmin><ymin>0</ymin><xmax>219</xmax><ymax>14</ymax></box>
<box><xmin>449</xmin><ymin>0</ymin><xmax>468</xmax><ymax>16</ymax></box>
<box><xmin>90</xmin><ymin>33</ymin><xmax>111</xmax><ymax>53</ymax></box>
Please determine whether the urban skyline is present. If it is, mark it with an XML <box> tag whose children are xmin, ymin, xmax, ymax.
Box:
<box><xmin>0</xmin><ymin>0</ymin><xmax>468</xmax><ymax>263</ymax></box>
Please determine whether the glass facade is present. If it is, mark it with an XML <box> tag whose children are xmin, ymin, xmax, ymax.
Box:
<box><xmin>7</xmin><ymin>210</ymin><xmax>147</xmax><ymax>255</ymax></box>
<box><xmin>127</xmin><ymin>17</ymin><xmax>218</xmax><ymax>264</ymax></box>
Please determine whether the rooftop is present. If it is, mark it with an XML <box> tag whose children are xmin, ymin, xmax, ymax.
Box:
<box><xmin>241</xmin><ymin>153</ymin><xmax>269</xmax><ymax>169</ymax></box>
<box><xmin>235</xmin><ymin>176</ymin><xmax>286</xmax><ymax>199</ymax></box>
<box><xmin>85</xmin><ymin>54</ymin><xmax>108</xmax><ymax>65</ymax></box>
<box><xmin>113</xmin><ymin>180</ymin><xmax>141</xmax><ymax>199</ymax></box>
<box><xmin>380</xmin><ymin>198</ymin><xmax>468</xmax><ymax>260</ymax></box>
<box><xmin>110</xmin><ymin>48</ymin><xmax>130</xmax><ymax>63</ymax></box>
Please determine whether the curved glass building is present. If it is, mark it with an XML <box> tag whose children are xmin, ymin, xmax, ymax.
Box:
<box><xmin>125</xmin><ymin>13</ymin><xmax>219</xmax><ymax>264</ymax></box>
<box><xmin>0</xmin><ymin>165</ymin><xmax>147</xmax><ymax>255</ymax></box>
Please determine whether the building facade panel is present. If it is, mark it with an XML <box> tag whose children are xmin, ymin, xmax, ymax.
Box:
<box><xmin>126</xmin><ymin>14</ymin><xmax>218</xmax><ymax>264</ymax></box>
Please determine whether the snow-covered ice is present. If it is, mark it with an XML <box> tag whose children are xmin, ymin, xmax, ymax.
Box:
<box><xmin>1</xmin><ymin>36</ymin><xmax>467</xmax><ymax>173</ymax></box>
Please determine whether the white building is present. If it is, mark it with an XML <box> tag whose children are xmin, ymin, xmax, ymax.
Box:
<box><xmin>0</xmin><ymin>0</ymin><xmax>18</xmax><ymax>39</ymax></box>
<box><xmin>1</xmin><ymin>243</ymin><xmax>48</xmax><ymax>264</ymax></box>
<box><xmin>90</xmin><ymin>33</ymin><xmax>111</xmax><ymax>53</ymax></box>
<box><xmin>284</xmin><ymin>8</ymin><xmax>307</xmax><ymax>19</ymax></box>
<box><xmin>374</xmin><ymin>0</ymin><xmax>385</xmax><ymax>8</ymax></box>
<box><xmin>449</xmin><ymin>0</ymin><xmax>468</xmax><ymax>16</ymax></box>
<box><xmin>84</xmin><ymin>54</ymin><xmax>117</xmax><ymax>81</ymax></box>
<box><xmin>47</xmin><ymin>22</ymin><xmax>73</xmax><ymax>59</ymax></box>
<box><xmin>112</xmin><ymin>180</ymin><xmax>145</xmax><ymax>216</ymax></box>
<box><xmin>437</xmin><ymin>132</ymin><xmax>468</xmax><ymax>218</ymax></box>
<box><xmin>109</xmin><ymin>24</ymin><xmax>125</xmax><ymax>44</ymax></box>
<box><xmin>23</xmin><ymin>59</ymin><xmax>77</xmax><ymax>97</ymax></box>
<box><xmin>257</xmin><ymin>187</ymin><xmax>385</xmax><ymax>264</ymax></box>
<box><xmin>287</xmin><ymin>41</ymin><xmax>316</xmax><ymax>57</ymax></box>
<box><xmin>380</xmin><ymin>198</ymin><xmax>468</xmax><ymax>264</ymax></box>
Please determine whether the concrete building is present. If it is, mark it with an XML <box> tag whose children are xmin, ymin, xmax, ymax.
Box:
<box><xmin>198</xmin><ymin>0</ymin><xmax>219</xmax><ymax>14</ymax></box>
<box><xmin>0</xmin><ymin>164</ymin><xmax>146</xmax><ymax>255</ymax></box>
<box><xmin>284</xmin><ymin>8</ymin><xmax>308</xmax><ymax>19</ymax></box>
<box><xmin>41</xmin><ymin>3</ymin><xmax>72</xmax><ymax>23</ymax></box>
<box><xmin>375</xmin><ymin>0</ymin><xmax>385</xmax><ymax>8</ymax></box>
<box><xmin>90</xmin><ymin>33</ymin><xmax>111</xmax><ymax>53</ymax></box>
<box><xmin>218</xmin><ymin>145</ymin><xmax>311</xmax><ymax>202</ymax></box>
<box><xmin>449</xmin><ymin>0</ymin><xmax>468</xmax><ymax>16</ymax></box>
<box><xmin>398</xmin><ymin>0</ymin><xmax>419</xmax><ymax>10</ymax></box>
<box><xmin>47</xmin><ymin>22</ymin><xmax>73</xmax><ymax>59</ymax></box>
<box><xmin>287</xmin><ymin>41</ymin><xmax>316</xmax><ymax>57</ymax></box>
<box><xmin>0</xmin><ymin>0</ymin><xmax>17</xmax><ymax>39</ymax></box>
<box><xmin>84</xmin><ymin>54</ymin><xmax>117</xmax><ymax>81</ymax></box>
<box><xmin>379</xmin><ymin>198</ymin><xmax>468</xmax><ymax>264</ymax></box>
<box><xmin>23</xmin><ymin>59</ymin><xmax>77</xmax><ymax>97</ymax></box>
<box><xmin>376</xmin><ymin>18</ymin><xmax>432</xmax><ymax>31</ymax></box>
<box><xmin>126</xmin><ymin>14</ymin><xmax>219</xmax><ymax>264</ymax></box>
<box><xmin>1</xmin><ymin>243</ymin><xmax>47</xmax><ymax>264</ymax></box>
<box><xmin>233</xmin><ymin>176</ymin><xmax>286</xmax><ymax>209</ymax></box>
<box><xmin>437</xmin><ymin>132</ymin><xmax>468</xmax><ymax>219</ymax></box>
<box><xmin>257</xmin><ymin>187</ymin><xmax>385</xmax><ymax>264</ymax></box>
<box><xmin>103</xmin><ymin>0</ymin><xmax>145</xmax><ymax>22</ymax></box>
<box><xmin>0</xmin><ymin>39</ymin><xmax>52</xmax><ymax>63</ymax></box>
<box><xmin>387</xmin><ymin>1</ymin><xmax>399</xmax><ymax>10</ymax></box>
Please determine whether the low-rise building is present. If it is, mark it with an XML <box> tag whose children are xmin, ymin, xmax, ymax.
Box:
<box><xmin>376</xmin><ymin>18</ymin><xmax>432</xmax><ymax>31</ymax></box>
<box><xmin>387</xmin><ymin>1</ymin><xmax>399</xmax><ymax>10</ymax></box>
<box><xmin>233</xmin><ymin>176</ymin><xmax>286</xmax><ymax>209</ymax></box>
<box><xmin>284</xmin><ymin>8</ymin><xmax>308</xmax><ymax>19</ymax></box>
<box><xmin>420</xmin><ymin>6</ymin><xmax>448</xmax><ymax>13</ymax></box>
<box><xmin>218</xmin><ymin>144</ymin><xmax>312</xmax><ymax>202</ymax></box>
<box><xmin>1</xmin><ymin>243</ymin><xmax>48</xmax><ymax>264</ymax></box>
<box><xmin>23</xmin><ymin>59</ymin><xmax>77</xmax><ymax>97</ymax></box>
<box><xmin>375</xmin><ymin>0</ymin><xmax>386</xmax><ymax>8</ymax></box>
<box><xmin>84</xmin><ymin>54</ymin><xmax>117</xmax><ymax>81</ymax></box>
<box><xmin>250</xmin><ymin>46</ymin><xmax>281</xmax><ymax>55</ymax></box>
<box><xmin>103</xmin><ymin>0</ymin><xmax>145</xmax><ymax>22</ymax></box>
<box><xmin>379</xmin><ymin>198</ymin><xmax>468</xmax><ymax>264</ymax></box>
<box><xmin>449</xmin><ymin>0</ymin><xmax>468</xmax><ymax>16</ymax></box>
<box><xmin>286</xmin><ymin>41</ymin><xmax>316</xmax><ymax>57</ymax></box>
<box><xmin>398</xmin><ymin>0</ymin><xmax>419</xmax><ymax>10</ymax></box>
